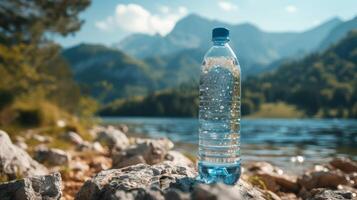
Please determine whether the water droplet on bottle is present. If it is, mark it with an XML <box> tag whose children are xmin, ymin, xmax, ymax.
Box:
<box><xmin>220</xmin><ymin>106</ymin><xmax>224</xmax><ymax>109</ymax></box>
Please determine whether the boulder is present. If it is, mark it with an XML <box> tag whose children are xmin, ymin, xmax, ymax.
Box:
<box><xmin>76</xmin><ymin>162</ymin><xmax>268</xmax><ymax>200</ymax></box>
<box><xmin>112</xmin><ymin>138</ymin><xmax>173</xmax><ymax>168</ymax></box>
<box><xmin>76</xmin><ymin>162</ymin><xmax>197</xmax><ymax>200</ymax></box>
<box><xmin>0</xmin><ymin>172</ymin><xmax>62</xmax><ymax>200</ymax></box>
<box><xmin>298</xmin><ymin>170</ymin><xmax>348</xmax><ymax>190</ymax></box>
<box><xmin>306</xmin><ymin>188</ymin><xmax>353</xmax><ymax>200</ymax></box>
<box><xmin>0</xmin><ymin>130</ymin><xmax>48</xmax><ymax>179</ymax></box>
<box><xmin>246</xmin><ymin>162</ymin><xmax>299</xmax><ymax>193</ymax></box>
<box><xmin>34</xmin><ymin>147</ymin><xmax>70</xmax><ymax>166</ymax></box>
<box><xmin>330</xmin><ymin>157</ymin><xmax>357</xmax><ymax>173</ymax></box>
<box><xmin>95</xmin><ymin>126</ymin><xmax>129</xmax><ymax>151</ymax></box>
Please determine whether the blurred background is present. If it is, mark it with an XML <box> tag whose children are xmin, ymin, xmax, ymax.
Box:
<box><xmin>0</xmin><ymin>0</ymin><xmax>356</xmax><ymax>171</ymax></box>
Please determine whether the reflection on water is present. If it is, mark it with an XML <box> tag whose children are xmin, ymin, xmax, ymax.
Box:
<box><xmin>101</xmin><ymin>117</ymin><xmax>357</xmax><ymax>173</ymax></box>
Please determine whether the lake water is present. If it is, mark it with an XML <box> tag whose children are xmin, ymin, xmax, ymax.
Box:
<box><xmin>101</xmin><ymin>117</ymin><xmax>357</xmax><ymax>174</ymax></box>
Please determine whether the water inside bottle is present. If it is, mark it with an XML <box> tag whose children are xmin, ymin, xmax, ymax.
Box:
<box><xmin>198</xmin><ymin>56</ymin><xmax>241</xmax><ymax>185</ymax></box>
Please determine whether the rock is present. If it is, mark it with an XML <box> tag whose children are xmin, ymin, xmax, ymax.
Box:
<box><xmin>33</xmin><ymin>134</ymin><xmax>51</xmax><ymax>143</ymax></box>
<box><xmin>192</xmin><ymin>181</ymin><xmax>267</xmax><ymax>200</ymax></box>
<box><xmin>76</xmin><ymin>162</ymin><xmax>197</xmax><ymax>200</ymax></box>
<box><xmin>306</xmin><ymin>188</ymin><xmax>353</xmax><ymax>200</ymax></box>
<box><xmin>298</xmin><ymin>170</ymin><xmax>348</xmax><ymax>190</ymax></box>
<box><xmin>165</xmin><ymin>151</ymin><xmax>194</xmax><ymax>168</ymax></box>
<box><xmin>34</xmin><ymin>147</ymin><xmax>70</xmax><ymax>166</ymax></box>
<box><xmin>246</xmin><ymin>162</ymin><xmax>299</xmax><ymax>193</ymax></box>
<box><xmin>14</xmin><ymin>136</ymin><xmax>25</xmax><ymax>142</ymax></box>
<box><xmin>279</xmin><ymin>193</ymin><xmax>300</xmax><ymax>200</ymax></box>
<box><xmin>92</xmin><ymin>142</ymin><xmax>105</xmax><ymax>152</ymax></box>
<box><xmin>118</xmin><ymin>124</ymin><xmax>129</xmax><ymax>133</ymax></box>
<box><xmin>76</xmin><ymin>162</ymin><xmax>267</xmax><ymax>200</ymax></box>
<box><xmin>0</xmin><ymin>172</ymin><xmax>62</xmax><ymax>200</ymax></box>
<box><xmin>62</xmin><ymin>131</ymin><xmax>84</xmax><ymax>145</ymax></box>
<box><xmin>112</xmin><ymin>138</ymin><xmax>173</xmax><ymax>168</ymax></box>
<box><xmin>134</xmin><ymin>138</ymin><xmax>174</xmax><ymax>150</ymax></box>
<box><xmin>330</xmin><ymin>157</ymin><xmax>357</xmax><ymax>173</ymax></box>
<box><xmin>77</xmin><ymin>141</ymin><xmax>106</xmax><ymax>153</ymax></box>
<box><xmin>71</xmin><ymin>161</ymin><xmax>89</xmax><ymax>172</ymax></box>
<box><xmin>88</xmin><ymin>156</ymin><xmax>112</xmax><ymax>172</ymax></box>
<box><xmin>0</xmin><ymin>130</ymin><xmax>48</xmax><ymax>179</ymax></box>
<box><xmin>95</xmin><ymin>126</ymin><xmax>129</xmax><ymax>151</ymax></box>
<box><xmin>164</xmin><ymin>189</ymin><xmax>190</xmax><ymax>200</ymax></box>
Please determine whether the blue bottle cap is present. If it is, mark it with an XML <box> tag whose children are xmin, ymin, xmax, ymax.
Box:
<box><xmin>212</xmin><ymin>27</ymin><xmax>230</xmax><ymax>41</ymax></box>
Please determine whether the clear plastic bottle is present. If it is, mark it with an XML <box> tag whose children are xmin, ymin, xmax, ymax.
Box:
<box><xmin>198</xmin><ymin>27</ymin><xmax>241</xmax><ymax>185</ymax></box>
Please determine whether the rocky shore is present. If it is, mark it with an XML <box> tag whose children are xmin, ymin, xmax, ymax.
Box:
<box><xmin>0</xmin><ymin>126</ymin><xmax>356</xmax><ymax>200</ymax></box>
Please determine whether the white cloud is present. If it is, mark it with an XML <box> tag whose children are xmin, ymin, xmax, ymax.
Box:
<box><xmin>95</xmin><ymin>4</ymin><xmax>188</xmax><ymax>35</ymax></box>
<box><xmin>218</xmin><ymin>1</ymin><xmax>238</xmax><ymax>12</ymax></box>
<box><xmin>285</xmin><ymin>5</ymin><xmax>297</xmax><ymax>13</ymax></box>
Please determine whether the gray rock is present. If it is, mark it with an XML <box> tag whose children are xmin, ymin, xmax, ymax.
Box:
<box><xmin>306</xmin><ymin>188</ymin><xmax>353</xmax><ymax>200</ymax></box>
<box><xmin>0</xmin><ymin>172</ymin><xmax>62</xmax><ymax>200</ymax></box>
<box><xmin>62</xmin><ymin>131</ymin><xmax>84</xmax><ymax>145</ymax></box>
<box><xmin>191</xmin><ymin>181</ymin><xmax>267</xmax><ymax>200</ymax></box>
<box><xmin>0</xmin><ymin>130</ymin><xmax>48</xmax><ymax>179</ymax></box>
<box><xmin>112</xmin><ymin>138</ymin><xmax>173</xmax><ymax>168</ymax></box>
<box><xmin>76</xmin><ymin>162</ymin><xmax>197</xmax><ymax>200</ymax></box>
<box><xmin>76</xmin><ymin>162</ymin><xmax>266</xmax><ymax>200</ymax></box>
<box><xmin>34</xmin><ymin>147</ymin><xmax>70</xmax><ymax>166</ymax></box>
<box><xmin>330</xmin><ymin>157</ymin><xmax>357</xmax><ymax>173</ymax></box>
<box><xmin>95</xmin><ymin>126</ymin><xmax>129</xmax><ymax>151</ymax></box>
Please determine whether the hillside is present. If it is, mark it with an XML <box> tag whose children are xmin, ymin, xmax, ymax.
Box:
<box><xmin>62</xmin><ymin>44</ymin><xmax>155</xmax><ymax>102</ymax></box>
<box><xmin>246</xmin><ymin>30</ymin><xmax>357</xmax><ymax>117</ymax></box>
<box><xmin>318</xmin><ymin>16</ymin><xmax>357</xmax><ymax>50</ymax></box>
<box><xmin>100</xmin><ymin>31</ymin><xmax>357</xmax><ymax>118</ymax></box>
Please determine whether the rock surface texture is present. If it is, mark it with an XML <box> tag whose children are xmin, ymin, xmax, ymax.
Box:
<box><xmin>95</xmin><ymin>126</ymin><xmax>130</xmax><ymax>151</ymax></box>
<box><xmin>0</xmin><ymin>130</ymin><xmax>48</xmax><ymax>179</ymax></box>
<box><xmin>112</xmin><ymin>138</ymin><xmax>174</xmax><ymax>168</ymax></box>
<box><xmin>34</xmin><ymin>147</ymin><xmax>71</xmax><ymax>166</ymax></box>
<box><xmin>75</xmin><ymin>162</ymin><xmax>268</xmax><ymax>200</ymax></box>
<box><xmin>306</xmin><ymin>188</ymin><xmax>353</xmax><ymax>200</ymax></box>
<box><xmin>0</xmin><ymin>172</ymin><xmax>62</xmax><ymax>200</ymax></box>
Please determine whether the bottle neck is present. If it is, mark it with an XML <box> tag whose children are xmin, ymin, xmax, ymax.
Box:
<box><xmin>212</xmin><ymin>40</ymin><xmax>229</xmax><ymax>46</ymax></box>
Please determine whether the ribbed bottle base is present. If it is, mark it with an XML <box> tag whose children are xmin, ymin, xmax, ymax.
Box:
<box><xmin>197</xmin><ymin>161</ymin><xmax>241</xmax><ymax>185</ymax></box>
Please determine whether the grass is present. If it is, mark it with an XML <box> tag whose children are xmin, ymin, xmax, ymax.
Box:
<box><xmin>247</xmin><ymin>102</ymin><xmax>305</xmax><ymax>118</ymax></box>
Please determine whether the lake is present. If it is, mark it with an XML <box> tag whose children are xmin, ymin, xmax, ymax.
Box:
<box><xmin>101</xmin><ymin>117</ymin><xmax>357</xmax><ymax>174</ymax></box>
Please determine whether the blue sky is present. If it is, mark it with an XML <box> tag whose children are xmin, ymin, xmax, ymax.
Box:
<box><xmin>54</xmin><ymin>0</ymin><xmax>357</xmax><ymax>47</ymax></box>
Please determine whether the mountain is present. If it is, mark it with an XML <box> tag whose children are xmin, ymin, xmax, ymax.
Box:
<box><xmin>319</xmin><ymin>16</ymin><xmax>357</xmax><ymax>51</ymax></box>
<box><xmin>115</xmin><ymin>14</ymin><xmax>344</xmax><ymax>75</ymax></box>
<box><xmin>62</xmin><ymin>44</ymin><xmax>155</xmax><ymax>102</ymax></box>
<box><xmin>100</xmin><ymin>31</ymin><xmax>357</xmax><ymax>118</ymax></box>
<box><xmin>276</xmin><ymin>17</ymin><xmax>343</xmax><ymax>56</ymax></box>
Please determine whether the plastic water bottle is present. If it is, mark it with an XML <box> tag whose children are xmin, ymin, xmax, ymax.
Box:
<box><xmin>198</xmin><ymin>27</ymin><xmax>241</xmax><ymax>185</ymax></box>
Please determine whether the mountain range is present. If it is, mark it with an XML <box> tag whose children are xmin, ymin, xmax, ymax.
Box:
<box><xmin>100</xmin><ymin>30</ymin><xmax>357</xmax><ymax>118</ymax></box>
<box><xmin>62</xmin><ymin>14</ymin><xmax>357</xmax><ymax>102</ymax></box>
